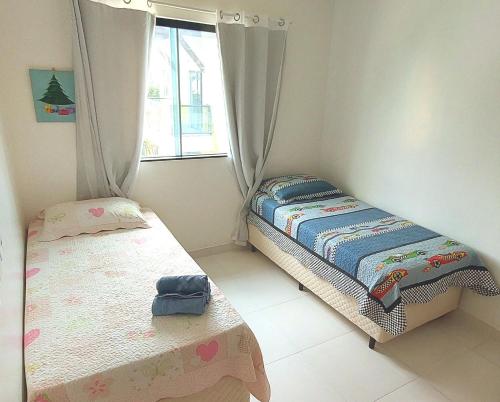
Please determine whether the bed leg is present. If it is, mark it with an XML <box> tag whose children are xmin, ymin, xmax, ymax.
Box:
<box><xmin>250</xmin><ymin>245</ymin><xmax>256</xmax><ymax>252</ymax></box>
<box><xmin>369</xmin><ymin>336</ymin><xmax>376</xmax><ymax>350</ymax></box>
<box><xmin>298</xmin><ymin>282</ymin><xmax>305</xmax><ymax>291</ymax></box>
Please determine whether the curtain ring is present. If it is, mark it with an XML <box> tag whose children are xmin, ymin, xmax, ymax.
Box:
<box><xmin>278</xmin><ymin>18</ymin><xmax>285</xmax><ymax>27</ymax></box>
<box><xmin>253</xmin><ymin>15</ymin><xmax>259</xmax><ymax>24</ymax></box>
<box><xmin>234</xmin><ymin>13</ymin><xmax>241</xmax><ymax>22</ymax></box>
<box><xmin>123</xmin><ymin>0</ymin><xmax>132</xmax><ymax>4</ymax></box>
<box><xmin>147</xmin><ymin>0</ymin><xmax>152</xmax><ymax>7</ymax></box>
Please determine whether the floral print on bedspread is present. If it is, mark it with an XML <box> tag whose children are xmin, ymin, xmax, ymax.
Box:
<box><xmin>24</xmin><ymin>212</ymin><xmax>269</xmax><ymax>402</ymax></box>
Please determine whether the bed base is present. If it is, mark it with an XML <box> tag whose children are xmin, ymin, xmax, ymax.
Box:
<box><xmin>158</xmin><ymin>376</ymin><xmax>249</xmax><ymax>402</ymax></box>
<box><xmin>248</xmin><ymin>222</ymin><xmax>462</xmax><ymax>346</ymax></box>
<box><xmin>297</xmin><ymin>278</ymin><xmax>375</xmax><ymax>348</ymax></box>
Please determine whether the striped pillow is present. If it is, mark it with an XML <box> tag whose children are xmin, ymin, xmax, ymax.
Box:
<box><xmin>260</xmin><ymin>174</ymin><xmax>342</xmax><ymax>205</ymax></box>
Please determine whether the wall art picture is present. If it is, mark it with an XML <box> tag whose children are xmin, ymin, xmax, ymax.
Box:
<box><xmin>29</xmin><ymin>69</ymin><xmax>76</xmax><ymax>122</ymax></box>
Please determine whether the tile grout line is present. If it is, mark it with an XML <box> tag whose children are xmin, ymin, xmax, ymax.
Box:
<box><xmin>240</xmin><ymin>293</ymin><xmax>310</xmax><ymax>318</ymax></box>
<box><xmin>373</xmin><ymin>377</ymin><xmax>452</xmax><ymax>402</ymax></box>
<box><xmin>263</xmin><ymin>329</ymin><xmax>356</xmax><ymax>367</ymax></box>
<box><xmin>373</xmin><ymin>378</ymin><xmax>417</xmax><ymax>402</ymax></box>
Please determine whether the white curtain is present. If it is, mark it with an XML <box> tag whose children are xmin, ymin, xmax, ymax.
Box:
<box><xmin>71</xmin><ymin>0</ymin><xmax>154</xmax><ymax>200</ymax></box>
<box><xmin>217</xmin><ymin>12</ymin><xmax>288</xmax><ymax>245</ymax></box>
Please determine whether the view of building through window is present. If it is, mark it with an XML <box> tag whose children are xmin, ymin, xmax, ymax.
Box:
<box><xmin>143</xmin><ymin>21</ymin><xmax>228</xmax><ymax>158</ymax></box>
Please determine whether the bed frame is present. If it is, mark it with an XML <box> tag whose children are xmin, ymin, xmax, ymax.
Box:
<box><xmin>158</xmin><ymin>376</ymin><xmax>249</xmax><ymax>402</ymax></box>
<box><xmin>248</xmin><ymin>222</ymin><xmax>462</xmax><ymax>349</ymax></box>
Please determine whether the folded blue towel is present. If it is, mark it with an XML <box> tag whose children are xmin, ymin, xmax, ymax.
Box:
<box><xmin>152</xmin><ymin>292</ymin><xmax>209</xmax><ymax>316</ymax></box>
<box><xmin>152</xmin><ymin>275</ymin><xmax>211</xmax><ymax>316</ymax></box>
<box><xmin>156</xmin><ymin>275</ymin><xmax>210</xmax><ymax>296</ymax></box>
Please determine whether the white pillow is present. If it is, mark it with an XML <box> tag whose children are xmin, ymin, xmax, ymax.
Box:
<box><xmin>38</xmin><ymin>197</ymin><xmax>150</xmax><ymax>241</ymax></box>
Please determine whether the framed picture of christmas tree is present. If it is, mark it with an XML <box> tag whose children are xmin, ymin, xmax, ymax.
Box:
<box><xmin>29</xmin><ymin>69</ymin><xmax>76</xmax><ymax>122</ymax></box>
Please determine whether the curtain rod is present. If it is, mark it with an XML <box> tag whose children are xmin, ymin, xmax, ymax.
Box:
<box><xmin>145</xmin><ymin>0</ymin><xmax>215</xmax><ymax>15</ymax></box>
<box><xmin>122</xmin><ymin>0</ymin><xmax>288</xmax><ymax>25</ymax></box>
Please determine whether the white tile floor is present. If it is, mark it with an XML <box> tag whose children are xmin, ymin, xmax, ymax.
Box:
<box><xmin>195</xmin><ymin>248</ymin><xmax>500</xmax><ymax>402</ymax></box>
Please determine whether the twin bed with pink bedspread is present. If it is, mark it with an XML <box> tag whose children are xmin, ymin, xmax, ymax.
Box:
<box><xmin>24</xmin><ymin>210</ymin><xmax>269</xmax><ymax>402</ymax></box>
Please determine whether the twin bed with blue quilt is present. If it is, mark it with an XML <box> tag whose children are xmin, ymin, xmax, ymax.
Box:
<box><xmin>248</xmin><ymin>175</ymin><xmax>500</xmax><ymax>340</ymax></box>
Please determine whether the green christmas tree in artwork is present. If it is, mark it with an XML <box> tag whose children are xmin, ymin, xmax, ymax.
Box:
<box><xmin>39</xmin><ymin>74</ymin><xmax>74</xmax><ymax>105</ymax></box>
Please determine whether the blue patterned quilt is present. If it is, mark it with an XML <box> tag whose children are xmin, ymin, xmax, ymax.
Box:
<box><xmin>250</xmin><ymin>191</ymin><xmax>500</xmax><ymax>335</ymax></box>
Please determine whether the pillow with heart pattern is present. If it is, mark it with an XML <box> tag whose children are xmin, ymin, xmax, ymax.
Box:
<box><xmin>38</xmin><ymin>197</ymin><xmax>150</xmax><ymax>241</ymax></box>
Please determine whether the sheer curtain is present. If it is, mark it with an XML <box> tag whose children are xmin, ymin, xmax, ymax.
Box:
<box><xmin>217</xmin><ymin>12</ymin><xmax>288</xmax><ymax>244</ymax></box>
<box><xmin>71</xmin><ymin>0</ymin><xmax>154</xmax><ymax>200</ymax></box>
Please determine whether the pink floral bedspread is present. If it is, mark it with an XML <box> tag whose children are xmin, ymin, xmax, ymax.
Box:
<box><xmin>24</xmin><ymin>210</ymin><xmax>269</xmax><ymax>402</ymax></box>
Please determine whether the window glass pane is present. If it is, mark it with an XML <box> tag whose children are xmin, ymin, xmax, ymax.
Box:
<box><xmin>143</xmin><ymin>23</ymin><xmax>228</xmax><ymax>159</ymax></box>
<box><xmin>143</xmin><ymin>26</ymin><xmax>178</xmax><ymax>157</ymax></box>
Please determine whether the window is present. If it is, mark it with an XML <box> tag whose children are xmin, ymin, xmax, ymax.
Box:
<box><xmin>142</xmin><ymin>18</ymin><xmax>228</xmax><ymax>160</ymax></box>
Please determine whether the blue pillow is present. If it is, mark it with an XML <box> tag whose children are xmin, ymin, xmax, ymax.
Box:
<box><xmin>260</xmin><ymin>174</ymin><xmax>342</xmax><ymax>204</ymax></box>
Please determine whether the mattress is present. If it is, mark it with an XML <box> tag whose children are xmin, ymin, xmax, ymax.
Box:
<box><xmin>24</xmin><ymin>210</ymin><xmax>269</xmax><ymax>402</ymax></box>
<box><xmin>250</xmin><ymin>192</ymin><xmax>500</xmax><ymax>335</ymax></box>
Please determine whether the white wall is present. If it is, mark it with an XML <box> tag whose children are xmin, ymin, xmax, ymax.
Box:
<box><xmin>0</xmin><ymin>0</ymin><xmax>332</xmax><ymax>251</ymax></box>
<box><xmin>0</xmin><ymin>113</ymin><xmax>26</xmax><ymax>400</ymax></box>
<box><xmin>0</xmin><ymin>0</ymin><xmax>77</xmax><ymax>225</ymax></box>
<box><xmin>131</xmin><ymin>157</ymin><xmax>242</xmax><ymax>249</ymax></box>
<box><xmin>322</xmin><ymin>0</ymin><xmax>500</xmax><ymax>329</ymax></box>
